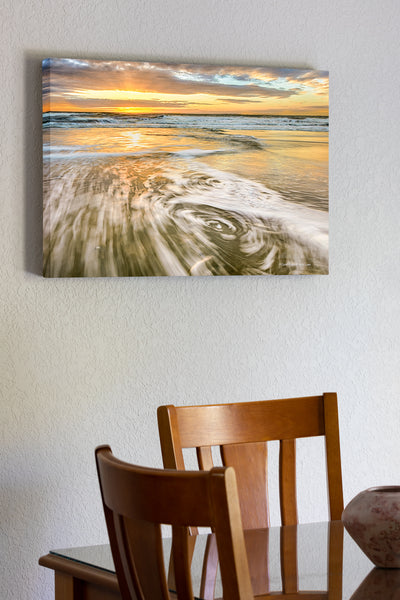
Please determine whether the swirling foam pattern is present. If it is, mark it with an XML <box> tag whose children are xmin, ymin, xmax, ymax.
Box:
<box><xmin>43</xmin><ymin>154</ymin><xmax>328</xmax><ymax>277</ymax></box>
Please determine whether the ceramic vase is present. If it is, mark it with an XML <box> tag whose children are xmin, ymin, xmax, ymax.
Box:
<box><xmin>342</xmin><ymin>486</ymin><xmax>400</xmax><ymax>568</ymax></box>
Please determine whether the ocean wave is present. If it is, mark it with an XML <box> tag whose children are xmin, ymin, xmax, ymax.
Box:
<box><xmin>43</xmin><ymin>155</ymin><xmax>328</xmax><ymax>277</ymax></box>
<box><xmin>43</xmin><ymin>128</ymin><xmax>265</xmax><ymax>161</ymax></box>
<box><xmin>176</xmin><ymin>131</ymin><xmax>266</xmax><ymax>150</ymax></box>
<box><xmin>43</xmin><ymin>146</ymin><xmax>238</xmax><ymax>161</ymax></box>
<box><xmin>43</xmin><ymin>112</ymin><xmax>329</xmax><ymax>132</ymax></box>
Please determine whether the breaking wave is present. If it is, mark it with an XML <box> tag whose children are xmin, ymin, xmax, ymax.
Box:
<box><xmin>43</xmin><ymin>112</ymin><xmax>329</xmax><ymax>132</ymax></box>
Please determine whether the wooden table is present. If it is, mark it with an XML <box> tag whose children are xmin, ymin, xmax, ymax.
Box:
<box><xmin>39</xmin><ymin>521</ymin><xmax>400</xmax><ymax>599</ymax></box>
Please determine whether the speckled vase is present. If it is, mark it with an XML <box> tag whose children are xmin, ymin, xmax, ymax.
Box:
<box><xmin>342</xmin><ymin>486</ymin><xmax>400</xmax><ymax>568</ymax></box>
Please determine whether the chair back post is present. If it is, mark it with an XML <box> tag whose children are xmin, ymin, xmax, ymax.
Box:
<box><xmin>158</xmin><ymin>405</ymin><xmax>186</xmax><ymax>470</ymax></box>
<box><xmin>323</xmin><ymin>392</ymin><xmax>344</xmax><ymax>520</ymax></box>
<box><xmin>327</xmin><ymin>520</ymin><xmax>344</xmax><ymax>600</ymax></box>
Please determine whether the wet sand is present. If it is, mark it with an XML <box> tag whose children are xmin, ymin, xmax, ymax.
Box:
<box><xmin>43</xmin><ymin>125</ymin><xmax>328</xmax><ymax>277</ymax></box>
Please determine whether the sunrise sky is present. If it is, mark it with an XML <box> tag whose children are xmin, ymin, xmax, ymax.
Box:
<box><xmin>42</xmin><ymin>58</ymin><xmax>329</xmax><ymax>116</ymax></box>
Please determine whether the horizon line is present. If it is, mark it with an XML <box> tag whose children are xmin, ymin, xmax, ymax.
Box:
<box><xmin>43</xmin><ymin>111</ymin><xmax>329</xmax><ymax>117</ymax></box>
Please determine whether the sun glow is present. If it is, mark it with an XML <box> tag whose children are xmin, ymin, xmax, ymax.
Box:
<box><xmin>43</xmin><ymin>59</ymin><xmax>329</xmax><ymax>115</ymax></box>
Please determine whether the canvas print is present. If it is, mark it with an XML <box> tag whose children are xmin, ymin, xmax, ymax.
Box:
<box><xmin>42</xmin><ymin>58</ymin><xmax>329</xmax><ymax>277</ymax></box>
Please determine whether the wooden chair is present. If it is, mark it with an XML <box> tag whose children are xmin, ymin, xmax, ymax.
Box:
<box><xmin>157</xmin><ymin>393</ymin><xmax>343</xmax><ymax>529</ymax></box>
<box><xmin>95</xmin><ymin>445</ymin><xmax>254</xmax><ymax>600</ymax></box>
<box><xmin>158</xmin><ymin>394</ymin><xmax>343</xmax><ymax>599</ymax></box>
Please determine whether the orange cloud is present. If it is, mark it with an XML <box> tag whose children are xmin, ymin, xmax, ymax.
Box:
<box><xmin>43</xmin><ymin>59</ymin><xmax>328</xmax><ymax>115</ymax></box>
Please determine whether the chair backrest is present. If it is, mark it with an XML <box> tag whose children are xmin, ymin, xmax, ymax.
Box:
<box><xmin>95</xmin><ymin>445</ymin><xmax>254</xmax><ymax>600</ymax></box>
<box><xmin>157</xmin><ymin>393</ymin><xmax>343</xmax><ymax>528</ymax></box>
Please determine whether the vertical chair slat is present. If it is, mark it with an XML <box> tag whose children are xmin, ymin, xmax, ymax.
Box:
<box><xmin>279</xmin><ymin>438</ymin><xmax>298</xmax><ymax>526</ymax></box>
<box><xmin>122</xmin><ymin>517</ymin><xmax>169</xmax><ymax>600</ymax></box>
<box><xmin>221</xmin><ymin>441</ymin><xmax>269</xmax><ymax>529</ymax></box>
<box><xmin>172</xmin><ymin>525</ymin><xmax>195</xmax><ymax>600</ymax></box>
<box><xmin>280</xmin><ymin>525</ymin><xmax>298</xmax><ymax>594</ymax></box>
<box><xmin>197</xmin><ymin>446</ymin><xmax>214</xmax><ymax>471</ymax></box>
<box><xmin>210</xmin><ymin>467</ymin><xmax>254</xmax><ymax>600</ymax></box>
<box><xmin>199</xmin><ymin>534</ymin><xmax>218</xmax><ymax>600</ymax></box>
<box><xmin>243</xmin><ymin>528</ymin><xmax>270</xmax><ymax>596</ymax></box>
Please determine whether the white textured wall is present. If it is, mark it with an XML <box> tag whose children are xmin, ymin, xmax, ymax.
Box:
<box><xmin>1</xmin><ymin>1</ymin><xmax>399</xmax><ymax>599</ymax></box>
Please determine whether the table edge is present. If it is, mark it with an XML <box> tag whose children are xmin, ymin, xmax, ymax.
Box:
<box><xmin>39</xmin><ymin>553</ymin><xmax>120</xmax><ymax>592</ymax></box>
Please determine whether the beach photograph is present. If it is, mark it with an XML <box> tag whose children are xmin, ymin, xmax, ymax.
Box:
<box><xmin>42</xmin><ymin>59</ymin><xmax>329</xmax><ymax>277</ymax></box>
